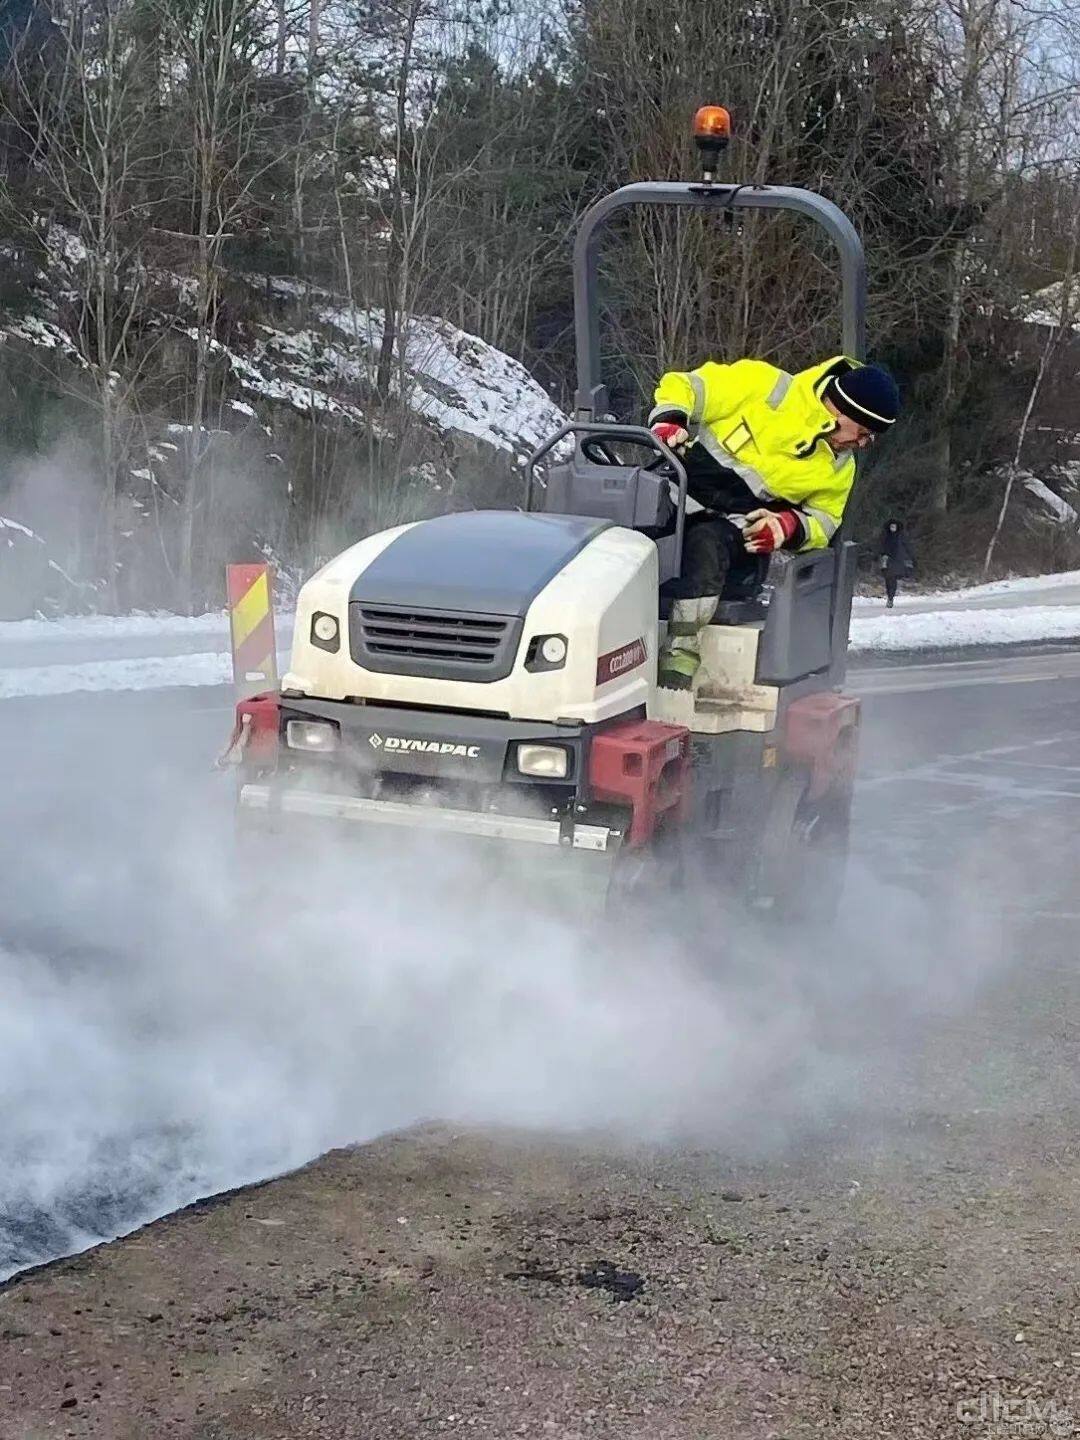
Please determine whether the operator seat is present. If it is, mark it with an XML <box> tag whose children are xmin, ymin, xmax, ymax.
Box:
<box><xmin>657</xmin><ymin>546</ymin><xmax>769</xmax><ymax>624</ymax></box>
<box><xmin>535</xmin><ymin>429</ymin><xmax>848</xmax><ymax>680</ymax></box>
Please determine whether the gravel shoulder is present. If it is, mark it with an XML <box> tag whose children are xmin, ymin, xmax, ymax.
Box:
<box><xmin>4</xmin><ymin>1109</ymin><xmax>1080</xmax><ymax>1440</ymax></box>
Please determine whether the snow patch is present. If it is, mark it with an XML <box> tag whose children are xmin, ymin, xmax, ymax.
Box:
<box><xmin>0</xmin><ymin>651</ymin><xmax>232</xmax><ymax>700</ymax></box>
<box><xmin>2</xmin><ymin>314</ymin><xmax>82</xmax><ymax>361</ymax></box>
<box><xmin>0</xmin><ymin>612</ymin><xmax>228</xmax><ymax>644</ymax></box>
<box><xmin>1023</xmin><ymin>474</ymin><xmax>1078</xmax><ymax>525</ymax></box>
<box><xmin>43</xmin><ymin>223</ymin><xmax>89</xmax><ymax>271</ymax></box>
<box><xmin>1023</xmin><ymin>280</ymin><xmax>1079</xmax><ymax>330</ymax></box>
<box><xmin>1</xmin><ymin>516</ymin><xmax>40</xmax><ymax>541</ymax></box>
<box><xmin>850</xmin><ymin>605</ymin><xmax>1080</xmax><ymax>652</ymax></box>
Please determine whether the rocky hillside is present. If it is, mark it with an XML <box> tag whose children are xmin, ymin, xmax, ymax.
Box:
<box><xmin>0</xmin><ymin>225</ymin><xmax>568</xmax><ymax>618</ymax></box>
<box><xmin>3</xmin><ymin>220</ymin><xmax>1079</xmax><ymax>618</ymax></box>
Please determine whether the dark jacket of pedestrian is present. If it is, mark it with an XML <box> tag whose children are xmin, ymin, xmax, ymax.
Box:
<box><xmin>879</xmin><ymin>519</ymin><xmax>914</xmax><ymax>606</ymax></box>
<box><xmin>880</xmin><ymin>520</ymin><xmax>914</xmax><ymax>576</ymax></box>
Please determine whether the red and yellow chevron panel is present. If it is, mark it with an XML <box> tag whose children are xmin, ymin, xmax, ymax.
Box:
<box><xmin>226</xmin><ymin>563</ymin><xmax>278</xmax><ymax>698</ymax></box>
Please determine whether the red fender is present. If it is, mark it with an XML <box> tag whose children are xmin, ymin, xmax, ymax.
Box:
<box><xmin>781</xmin><ymin>692</ymin><xmax>860</xmax><ymax>800</ymax></box>
<box><xmin>217</xmin><ymin>691</ymin><xmax>280</xmax><ymax>768</ymax></box>
<box><xmin>588</xmin><ymin>719</ymin><xmax>692</xmax><ymax>847</ymax></box>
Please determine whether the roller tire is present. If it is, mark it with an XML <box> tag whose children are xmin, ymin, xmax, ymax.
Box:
<box><xmin>756</xmin><ymin>769</ymin><xmax>853</xmax><ymax>927</ymax></box>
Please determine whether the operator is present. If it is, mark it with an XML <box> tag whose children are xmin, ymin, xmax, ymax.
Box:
<box><xmin>649</xmin><ymin>355</ymin><xmax>900</xmax><ymax>689</ymax></box>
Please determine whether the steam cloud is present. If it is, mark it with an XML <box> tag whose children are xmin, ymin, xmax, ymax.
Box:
<box><xmin>0</xmin><ymin>694</ymin><xmax>1006</xmax><ymax>1283</ymax></box>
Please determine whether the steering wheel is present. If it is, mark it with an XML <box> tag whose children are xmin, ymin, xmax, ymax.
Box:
<box><xmin>579</xmin><ymin>436</ymin><xmax>623</xmax><ymax>467</ymax></box>
<box><xmin>581</xmin><ymin>433</ymin><xmax>679</xmax><ymax>476</ymax></box>
<box><xmin>642</xmin><ymin>447</ymin><xmax>680</xmax><ymax>476</ymax></box>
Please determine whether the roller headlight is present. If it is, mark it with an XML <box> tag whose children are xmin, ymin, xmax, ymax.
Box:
<box><xmin>525</xmin><ymin>633</ymin><xmax>568</xmax><ymax>673</ymax></box>
<box><xmin>286</xmin><ymin>719</ymin><xmax>339</xmax><ymax>753</ymax></box>
<box><xmin>311</xmin><ymin>611</ymin><xmax>340</xmax><ymax>652</ymax></box>
<box><xmin>516</xmin><ymin>743</ymin><xmax>569</xmax><ymax>779</ymax></box>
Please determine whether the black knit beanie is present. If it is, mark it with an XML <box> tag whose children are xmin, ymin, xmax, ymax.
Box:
<box><xmin>825</xmin><ymin>364</ymin><xmax>899</xmax><ymax>433</ymax></box>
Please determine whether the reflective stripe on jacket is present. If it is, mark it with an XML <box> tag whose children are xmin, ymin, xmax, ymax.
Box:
<box><xmin>650</xmin><ymin>355</ymin><xmax>858</xmax><ymax>551</ymax></box>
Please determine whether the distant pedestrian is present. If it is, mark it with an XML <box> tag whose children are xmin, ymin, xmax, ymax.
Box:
<box><xmin>879</xmin><ymin>519</ymin><xmax>914</xmax><ymax>608</ymax></box>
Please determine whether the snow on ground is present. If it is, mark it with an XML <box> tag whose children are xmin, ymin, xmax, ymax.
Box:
<box><xmin>0</xmin><ymin>612</ymin><xmax>228</xmax><ymax>643</ymax></box>
<box><xmin>942</xmin><ymin>567</ymin><xmax>1080</xmax><ymax>599</ymax></box>
<box><xmin>0</xmin><ymin>568</ymin><xmax>1078</xmax><ymax>697</ymax></box>
<box><xmin>849</xmin><ymin>605</ymin><xmax>1080</xmax><ymax>653</ymax></box>
<box><xmin>0</xmin><ymin>652</ymin><xmax>231</xmax><ymax>701</ymax></box>
<box><xmin>1</xmin><ymin>601</ymin><xmax>1077</xmax><ymax>697</ymax></box>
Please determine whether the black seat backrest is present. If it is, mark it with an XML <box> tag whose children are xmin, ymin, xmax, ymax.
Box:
<box><xmin>542</xmin><ymin>459</ymin><xmax>682</xmax><ymax>583</ymax></box>
<box><xmin>755</xmin><ymin>548</ymin><xmax>836</xmax><ymax>683</ymax></box>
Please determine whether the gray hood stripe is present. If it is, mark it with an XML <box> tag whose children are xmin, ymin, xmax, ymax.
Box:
<box><xmin>350</xmin><ymin>510</ymin><xmax>611</xmax><ymax>617</ymax></box>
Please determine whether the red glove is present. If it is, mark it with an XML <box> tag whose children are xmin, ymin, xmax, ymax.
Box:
<box><xmin>651</xmin><ymin>421</ymin><xmax>690</xmax><ymax>451</ymax></box>
<box><xmin>743</xmin><ymin>508</ymin><xmax>801</xmax><ymax>554</ymax></box>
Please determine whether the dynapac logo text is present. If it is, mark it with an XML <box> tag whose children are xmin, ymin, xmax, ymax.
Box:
<box><xmin>369</xmin><ymin>732</ymin><xmax>480</xmax><ymax>758</ymax></box>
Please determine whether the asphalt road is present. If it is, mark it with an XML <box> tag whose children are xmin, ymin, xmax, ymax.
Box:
<box><xmin>2</xmin><ymin>655</ymin><xmax>1080</xmax><ymax>1436</ymax></box>
<box><xmin>2</xmin><ymin>655</ymin><xmax>1079</xmax><ymax>1281</ymax></box>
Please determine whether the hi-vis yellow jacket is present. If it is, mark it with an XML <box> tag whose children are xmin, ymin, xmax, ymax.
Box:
<box><xmin>650</xmin><ymin>355</ymin><xmax>859</xmax><ymax>551</ymax></box>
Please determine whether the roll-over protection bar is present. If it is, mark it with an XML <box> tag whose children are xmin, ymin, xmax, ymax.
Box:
<box><xmin>571</xmin><ymin>182</ymin><xmax>867</xmax><ymax>419</ymax></box>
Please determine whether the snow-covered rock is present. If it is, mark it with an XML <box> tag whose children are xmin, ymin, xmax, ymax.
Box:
<box><xmin>0</xmin><ymin>225</ymin><xmax>568</xmax><ymax>466</ymax></box>
<box><xmin>0</xmin><ymin>517</ymin><xmax>50</xmax><ymax>620</ymax></box>
<box><xmin>0</xmin><ymin>516</ymin><xmax>100</xmax><ymax>620</ymax></box>
<box><xmin>1023</xmin><ymin>280</ymin><xmax>1080</xmax><ymax>330</ymax></box>
<box><xmin>1023</xmin><ymin>474</ymin><xmax>1078</xmax><ymax>525</ymax></box>
<box><xmin>309</xmin><ymin>300</ymin><xmax>566</xmax><ymax>457</ymax></box>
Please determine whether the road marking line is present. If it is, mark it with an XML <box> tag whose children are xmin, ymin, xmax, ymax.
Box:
<box><xmin>860</xmin><ymin>730</ymin><xmax>1080</xmax><ymax>789</ymax></box>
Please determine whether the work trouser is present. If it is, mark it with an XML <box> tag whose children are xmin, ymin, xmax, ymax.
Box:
<box><xmin>666</xmin><ymin>513</ymin><xmax>760</xmax><ymax>600</ymax></box>
<box><xmin>658</xmin><ymin>515</ymin><xmax>763</xmax><ymax>688</ymax></box>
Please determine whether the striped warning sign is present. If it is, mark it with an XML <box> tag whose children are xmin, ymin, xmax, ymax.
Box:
<box><xmin>226</xmin><ymin>563</ymin><xmax>278</xmax><ymax>698</ymax></box>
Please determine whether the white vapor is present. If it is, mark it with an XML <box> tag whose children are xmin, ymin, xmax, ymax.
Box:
<box><xmin>0</xmin><ymin>697</ymin><xmax>1005</xmax><ymax>1283</ymax></box>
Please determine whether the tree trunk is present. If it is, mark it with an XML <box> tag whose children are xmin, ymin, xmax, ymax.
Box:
<box><xmin>275</xmin><ymin>0</ymin><xmax>287</xmax><ymax>76</ymax></box>
<box><xmin>178</xmin><ymin>199</ymin><xmax>216</xmax><ymax>613</ymax></box>
<box><xmin>100</xmin><ymin>394</ymin><xmax>118</xmax><ymax>614</ymax></box>
<box><xmin>931</xmin><ymin>242</ymin><xmax>967</xmax><ymax>516</ymax></box>
<box><xmin>376</xmin><ymin>0</ymin><xmax>422</xmax><ymax>403</ymax></box>
<box><xmin>308</xmin><ymin>0</ymin><xmax>321</xmax><ymax>73</ymax></box>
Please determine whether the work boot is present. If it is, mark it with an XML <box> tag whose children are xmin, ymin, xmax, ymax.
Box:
<box><xmin>658</xmin><ymin>596</ymin><xmax>719</xmax><ymax>691</ymax></box>
<box><xmin>657</xmin><ymin>648</ymin><xmax>698</xmax><ymax>690</ymax></box>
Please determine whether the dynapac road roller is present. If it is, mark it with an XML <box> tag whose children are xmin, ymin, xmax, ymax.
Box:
<box><xmin>224</xmin><ymin>109</ymin><xmax>867</xmax><ymax>923</ymax></box>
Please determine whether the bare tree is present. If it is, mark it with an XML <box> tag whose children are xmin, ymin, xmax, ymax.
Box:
<box><xmin>0</xmin><ymin>2</ymin><xmax>163</xmax><ymax>609</ymax></box>
<box><xmin>152</xmin><ymin>0</ymin><xmax>274</xmax><ymax>609</ymax></box>
<box><xmin>982</xmin><ymin>185</ymin><xmax>1080</xmax><ymax>574</ymax></box>
<box><xmin>916</xmin><ymin>0</ymin><xmax>1080</xmax><ymax>514</ymax></box>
